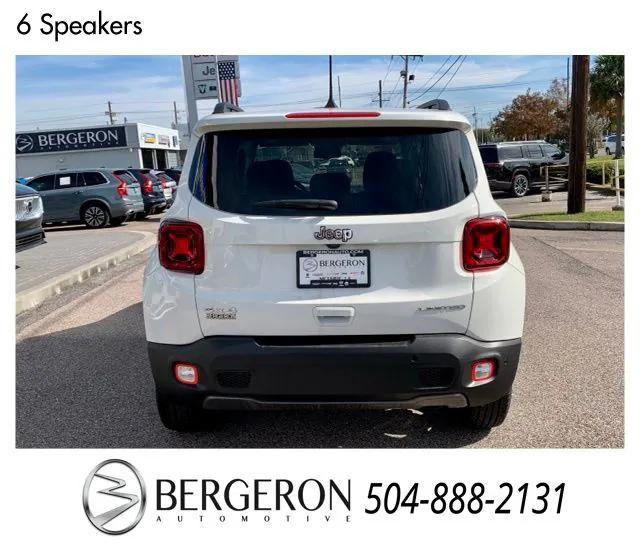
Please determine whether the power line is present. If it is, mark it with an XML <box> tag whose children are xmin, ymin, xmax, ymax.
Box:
<box><xmin>408</xmin><ymin>55</ymin><xmax>451</xmax><ymax>100</ymax></box>
<box><xmin>408</xmin><ymin>55</ymin><xmax>462</xmax><ymax>104</ymax></box>
<box><xmin>435</xmin><ymin>55</ymin><xmax>467</xmax><ymax>99</ymax></box>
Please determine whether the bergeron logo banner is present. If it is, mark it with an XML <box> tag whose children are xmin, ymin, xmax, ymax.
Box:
<box><xmin>83</xmin><ymin>460</ymin><xmax>352</xmax><ymax>533</ymax></box>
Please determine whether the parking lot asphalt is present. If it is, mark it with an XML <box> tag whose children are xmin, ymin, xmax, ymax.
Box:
<box><xmin>15</xmin><ymin>227</ymin><xmax>624</xmax><ymax>449</ymax></box>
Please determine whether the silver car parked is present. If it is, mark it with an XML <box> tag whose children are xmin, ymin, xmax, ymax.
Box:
<box><xmin>26</xmin><ymin>169</ymin><xmax>144</xmax><ymax>228</ymax></box>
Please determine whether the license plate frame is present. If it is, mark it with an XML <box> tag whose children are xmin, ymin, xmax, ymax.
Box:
<box><xmin>296</xmin><ymin>249</ymin><xmax>370</xmax><ymax>289</ymax></box>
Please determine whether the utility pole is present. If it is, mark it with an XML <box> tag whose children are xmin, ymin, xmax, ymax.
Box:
<box><xmin>567</xmin><ymin>55</ymin><xmax>589</xmax><ymax>214</ymax></box>
<box><xmin>106</xmin><ymin>101</ymin><xmax>115</xmax><ymax>125</ymax></box>
<box><xmin>400</xmin><ymin>55</ymin><xmax>421</xmax><ymax>108</ymax></box>
<box><xmin>402</xmin><ymin>55</ymin><xmax>409</xmax><ymax>108</ymax></box>
<box><xmin>378</xmin><ymin>80</ymin><xmax>383</xmax><ymax>108</ymax></box>
<box><xmin>337</xmin><ymin>75</ymin><xmax>342</xmax><ymax>108</ymax></box>
<box><xmin>472</xmin><ymin>106</ymin><xmax>478</xmax><ymax>140</ymax></box>
<box><xmin>173</xmin><ymin>101</ymin><xmax>179</xmax><ymax>129</ymax></box>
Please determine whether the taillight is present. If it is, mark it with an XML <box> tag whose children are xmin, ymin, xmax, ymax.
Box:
<box><xmin>462</xmin><ymin>217</ymin><xmax>510</xmax><ymax>272</ymax></box>
<box><xmin>158</xmin><ymin>221</ymin><xmax>205</xmax><ymax>274</ymax></box>
<box><xmin>141</xmin><ymin>175</ymin><xmax>153</xmax><ymax>194</ymax></box>
<box><xmin>484</xmin><ymin>162</ymin><xmax>502</xmax><ymax>169</ymax></box>
<box><xmin>113</xmin><ymin>174</ymin><xmax>128</xmax><ymax>197</ymax></box>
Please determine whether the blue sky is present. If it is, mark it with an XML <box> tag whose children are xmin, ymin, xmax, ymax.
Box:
<box><xmin>16</xmin><ymin>55</ymin><xmax>571</xmax><ymax>131</ymax></box>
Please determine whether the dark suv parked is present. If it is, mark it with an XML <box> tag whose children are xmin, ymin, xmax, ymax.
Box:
<box><xmin>479</xmin><ymin>141</ymin><xmax>567</xmax><ymax>197</ymax></box>
<box><xmin>127</xmin><ymin>169</ymin><xmax>168</xmax><ymax>218</ymax></box>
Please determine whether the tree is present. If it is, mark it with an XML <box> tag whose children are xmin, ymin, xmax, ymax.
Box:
<box><xmin>545</xmin><ymin>78</ymin><xmax>569</xmax><ymax>144</ymax></box>
<box><xmin>586</xmin><ymin>112</ymin><xmax>608</xmax><ymax>158</ymax></box>
<box><xmin>590</xmin><ymin>55</ymin><xmax>624</xmax><ymax>158</ymax></box>
<box><xmin>491</xmin><ymin>90</ymin><xmax>557</xmax><ymax>140</ymax></box>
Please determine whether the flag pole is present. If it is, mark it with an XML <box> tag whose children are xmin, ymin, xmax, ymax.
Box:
<box><xmin>215</xmin><ymin>55</ymin><xmax>222</xmax><ymax>104</ymax></box>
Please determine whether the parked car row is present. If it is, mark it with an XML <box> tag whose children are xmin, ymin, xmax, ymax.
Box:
<box><xmin>22</xmin><ymin>168</ymin><xmax>181</xmax><ymax>229</ymax></box>
<box><xmin>479</xmin><ymin>140</ymin><xmax>568</xmax><ymax>197</ymax></box>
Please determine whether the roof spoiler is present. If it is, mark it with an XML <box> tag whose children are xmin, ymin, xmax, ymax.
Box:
<box><xmin>417</xmin><ymin>99</ymin><xmax>451</xmax><ymax>111</ymax></box>
<box><xmin>213</xmin><ymin>102</ymin><xmax>244</xmax><ymax>114</ymax></box>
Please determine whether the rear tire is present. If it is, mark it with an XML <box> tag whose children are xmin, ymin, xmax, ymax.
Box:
<box><xmin>463</xmin><ymin>393</ymin><xmax>511</xmax><ymax>430</ymax></box>
<box><xmin>82</xmin><ymin>203</ymin><xmax>109</xmax><ymax>229</ymax></box>
<box><xmin>511</xmin><ymin>173</ymin><xmax>529</xmax><ymax>197</ymax></box>
<box><xmin>156</xmin><ymin>393</ymin><xmax>202</xmax><ymax>432</ymax></box>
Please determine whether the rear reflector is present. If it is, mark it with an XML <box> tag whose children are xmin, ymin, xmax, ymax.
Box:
<box><xmin>285</xmin><ymin>111</ymin><xmax>381</xmax><ymax>119</ymax></box>
<box><xmin>174</xmin><ymin>363</ymin><xmax>199</xmax><ymax>385</ymax></box>
<box><xmin>158</xmin><ymin>221</ymin><xmax>205</xmax><ymax>274</ymax></box>
<box><xmin>471</xmin><ymin>358</ymin><xmax>496</xmax><ymax>383</ymax></box>
<box><xmin>462</xmin><ymin>217</ymin><xmax>510</xmax><ymax>272</ymax></box>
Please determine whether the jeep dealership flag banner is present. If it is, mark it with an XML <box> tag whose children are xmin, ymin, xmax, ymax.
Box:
<box><xmin>15</xmin><ymin>126</ymin><xmax>127</xmax><ymax>154</ymax></box>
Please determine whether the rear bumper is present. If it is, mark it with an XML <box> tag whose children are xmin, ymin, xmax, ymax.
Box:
<box><xmin>111</xmin><ymin>201</ymin><xmax>144</xmax><ymax>219</ymax></box>
<box><xmin>142</xmin><ymin>195</ymin><xmax>167</xmax><ymax>214</ymax></box>
<box><xmin>488</xmin><ymin>179</ymin><xmax>512</xmax><ymax>191</ymax></box>
<box><xmin>16</xmin><ymin>223</ymin><xmax>45</xmax><ymax>252</ymax></box>
<box><xmin>148</xmin><ymin>334</ymin><xmax>522</xmax><ymax>409</ymax></box>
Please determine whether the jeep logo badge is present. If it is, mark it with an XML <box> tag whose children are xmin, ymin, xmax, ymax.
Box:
<box><xmin>313</xmin><ymin>226</ymin><xmax>353</xmax><ymax>242</ymax></box>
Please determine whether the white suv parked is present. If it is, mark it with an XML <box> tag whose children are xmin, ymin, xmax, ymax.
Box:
<box><xmin>143</xmin><ymin>101</ymin><xmax>526</xmax><ymax>432</ymax></box>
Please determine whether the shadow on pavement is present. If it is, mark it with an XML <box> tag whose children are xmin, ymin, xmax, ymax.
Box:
<box><xmin>16</xmin><ymin>303</ymin><xmax>488</xmax><ymax>449</ymax></box>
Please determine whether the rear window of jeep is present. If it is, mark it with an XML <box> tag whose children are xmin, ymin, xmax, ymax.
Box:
<box><xmin>190</xmin><ymin>127</ymin><xmax>477</xmax><ymax>216</ymax></box>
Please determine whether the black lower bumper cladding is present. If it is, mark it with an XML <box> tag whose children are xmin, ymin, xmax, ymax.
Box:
<box><xmin>148</xmin><ymin>334</ymin><xmax>522</xmax><ymax>409</ymax></box>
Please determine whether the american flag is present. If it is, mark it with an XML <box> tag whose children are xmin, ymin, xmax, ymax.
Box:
<box><xmin>218</xmin><ymin>61</ymin><xmax>239</xmax><ymax>105</ymax></box>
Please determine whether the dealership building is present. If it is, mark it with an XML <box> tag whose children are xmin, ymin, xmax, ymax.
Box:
<box><xmin>15</xmin><ymin>123</ymin><xmax>181</xmax><ymax>179</ymax></box>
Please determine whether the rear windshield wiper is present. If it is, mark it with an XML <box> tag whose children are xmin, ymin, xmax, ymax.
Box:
<box><xmin>252</xmin><ymin>199</ymin><xmax>338</xmax><ymax>211</ymax></box>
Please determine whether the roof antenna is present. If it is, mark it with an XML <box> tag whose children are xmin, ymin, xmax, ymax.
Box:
<box><xmin>324</xmin><ymin>55</ymin><xmax>338</xmax><ymax>108</ymax></box>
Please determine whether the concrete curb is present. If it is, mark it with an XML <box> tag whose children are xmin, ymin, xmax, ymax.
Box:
<box><xmin>510</xmin><ymin>219</ymin><xmax>624</xmax><ymax>231</ymax></box>
<box><xmin>16</xmin><ymin>230</ymin><xmax>156</xmax><ymax>315</ymax></box>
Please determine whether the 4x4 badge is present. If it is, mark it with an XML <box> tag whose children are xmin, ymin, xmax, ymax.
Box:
<box><xmin>314</xmin><ymin>226</ymin><xmax>353</xmax><ymax>242</ymax></box>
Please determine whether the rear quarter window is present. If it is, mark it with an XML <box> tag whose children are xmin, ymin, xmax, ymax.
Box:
<box><xmin>190</xmin><ymin>127</ymin><xmax>477</xmax><ymax>216</ymax></box>
<box><xmin>498</xmin><ymin>146</ymin><xmax>523</xmax><ymax>160</ymax></box>
<box><xmin>479</xmin><ymin>147</ymin><xmax>498</xmax><ymax>163</ymax></box>
<box><xmin>82</xmin><ymin>172</ymin><xmax>108</xmax><ymax>186</ymax></box>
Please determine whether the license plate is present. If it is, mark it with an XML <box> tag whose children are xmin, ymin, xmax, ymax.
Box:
<box><xmin>297</xmin><ymin>249</ymin><xmax>370</xmax><ymax>288</ymax></box>
<box><xmin>163</xmin><ymin>189</ymin><xmax>172</xmax><ymax>199</ymax></box>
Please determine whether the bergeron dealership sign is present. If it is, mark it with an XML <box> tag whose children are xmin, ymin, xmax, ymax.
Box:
<box><xmin>15</xmin><ymin>126</ymin><xmax>127</xmax><ymax>155</ymax></box>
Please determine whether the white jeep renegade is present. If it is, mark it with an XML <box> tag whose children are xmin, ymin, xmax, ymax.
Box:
<box><xmin>143</xmin><ymin>101</ymin><xmax>526</xmax><ymax>432</ymax></box>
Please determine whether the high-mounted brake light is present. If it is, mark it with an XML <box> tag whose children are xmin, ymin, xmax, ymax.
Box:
<box><xmin>158</xmin><ymin>221</ymin><xmax>205</xmax><ymax>274</ymax></box>
<box><xmin>285</xmin><ymin>111</ymin><xmax>381</xmax><ymax>119</ymax></box>
<box><xmin>462</xmin><ymin>217</ymin><xmax>510</xmax><ymax>272</ymax></box>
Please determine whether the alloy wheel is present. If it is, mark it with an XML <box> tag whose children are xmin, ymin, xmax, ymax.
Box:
<box><xmin>84</xmin><ymin>206</ymin><xmax>107</xmax><ymax>227</ymax></box>
<box><xmin>513</xmin><ymin>175</ymin><xmax>529</xmax><ymax>197</ymax></box>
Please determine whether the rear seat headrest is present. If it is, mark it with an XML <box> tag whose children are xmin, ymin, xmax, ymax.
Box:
<box><xmin>247</xmin><ymin>159</ymin><xmax>295</xmax><ymax>195</ymax></box>
<box><xmin>309</xmin><ymin>172</ymin><xmax>350</xmax><ymax>198</ymax></box>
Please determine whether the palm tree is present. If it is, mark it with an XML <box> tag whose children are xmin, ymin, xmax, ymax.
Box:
<box><xmin>590</xmin><ymin>55</ymin><xmax>624</xmax><ymax>158</ymax></box>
